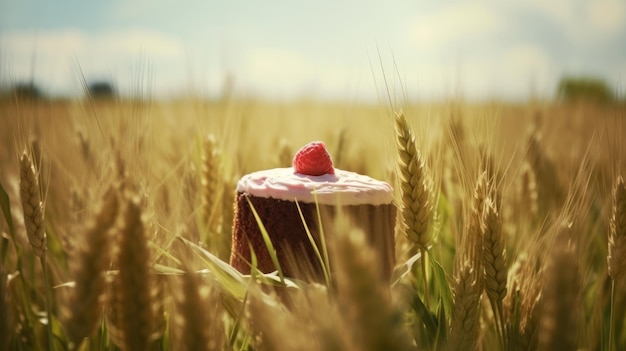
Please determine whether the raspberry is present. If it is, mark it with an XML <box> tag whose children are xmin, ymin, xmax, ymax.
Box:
<box><xmin>292</xmin><ymin>141</ymin><xmax>335</xmax><ymax>176</ymax></box>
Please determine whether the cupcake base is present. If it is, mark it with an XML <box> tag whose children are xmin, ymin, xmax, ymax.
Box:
<box><xmin>230</xmin><ymin>192</ymin><xmax>396</xmax><ymax>282</ymax></box>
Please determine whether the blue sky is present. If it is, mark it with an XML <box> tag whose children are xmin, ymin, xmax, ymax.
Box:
<box><xmin>1</xmin><ymin>0</ymin><xmax>624</xmax><ymax>101</ymax></box>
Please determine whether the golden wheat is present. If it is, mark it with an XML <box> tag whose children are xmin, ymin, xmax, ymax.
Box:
<box><xmin>0</xmin><ymin>259</ymin><xmax>10</xmax><ymax>351</ymax></box>
<box><xmin>503</xmin><ymin>253</ymin><xmax>542</xmax><ymax>350</ymax></box>
<box><xmin>201</xmin><ymin>134</ymin><xmax>221</xmax><ymax>230</ymax></box>
<box><xmin>63</xmin><ymin>187</ymin><xmax>119</xmax><ymax>347</ymax></box>
<box><xmin>447</xmin><ymin>263</ymin><xmax>482</xmax><ymax>351</ymax></box>
<box><xmin>333</xmin><ymin>225</ymin><xmax>414</xmax><ymax>351</ymax></box>
<box><xmin>109</xmin><ymin>194</ymin><xmax>155</xmax><ymax>351</ymax></box>
<box><xmin>447</xmin><ymin>172</ymin><xmax>489</xmax><ymax>351</ymax></box>
<box><xmin>519</xmin><ymin>161</ymin><xmax>539</xmax><ymax>219</ymax></box>
<box><xmin>482</xmin><ymin>198</ymin><xmax>507</xmax><ymax>303</ymax></box>
<box><xmin>482</xmin><ymin>197</ymin><xmax>508</xmax><ymax>349</ymax></box>
<box><xmin>608</xmin><ymin>176</ymin><xmax>626</xmax><ymax>281</ymax></box>
<box><xmin>538</xmin><ymin>225</ymin><xmax>580</xmax><ymax>351</ymax></box>
<box><xmin>19</xmin><ymin>150</ymin><xmax>46</xmax><ymax>258</ymax></box>
<box><xmin>175</xmin><ymin>269</ymin><xmax>223</xmax><ymax>351</ymax></box>
<box><xmin>394</xmin><ymin>111</ymin><xmax>431</xmax><ymax>250</ymax></box>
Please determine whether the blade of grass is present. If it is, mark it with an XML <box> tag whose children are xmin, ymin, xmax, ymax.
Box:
<box><xmin>295</xmin><ymin>198</ymin><xmax>331</xmax><ymax>287</ymax></box>
<box><xmin>391</xmin><ymin>249</ymin><xmax>424</xmax><ymax>286</ymax></box>
<box><xmin>312</xmin><ymin>193</ymin><xmax>331</xmax><ymax>285</ymax></box>
<box><xmin>178</xmin><ymin>236</ymin><xmax>248</xmax><ymax>301</ymax></box>
<box><xmin>431</xmin><ymin>257</ymin><xmax>454</xmax><ymax>318</ymax></box>
<box><xmin>245</xmin><ymin>196</ymin><xmax>284</xmax><ymax>284</ymax></box>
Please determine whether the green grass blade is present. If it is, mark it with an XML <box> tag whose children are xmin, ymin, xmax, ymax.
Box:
<box><xmin>178</xmin><ymin>236</ymin><xmax>248</xmax><ymax>300</ymax></box>
<box><xmin>245</xmin><ymin>196</ymin><xmax>284</xmax><ymax>284</ymax></box>
<box><xmin>295</xmin><ymin>199</ymin><xmax>330</xmax><ymax>287</ymax></box>
<box><xmin>431</xmin><ymin>258</ymin><xmax>453</xmax><ymax>318</ymax></box>
<box><xmin>391</xmin><ymin>250</ymin><xmax>424</xmax><ymax>286</ymax></box>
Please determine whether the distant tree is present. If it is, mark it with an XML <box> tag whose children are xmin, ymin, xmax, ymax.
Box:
<box><xmin>557</xmin><ymin>76</ymin><xmax>614</xmax><ymax>103</ymax></box>
<box><xmin>11</xmin><ymin>82</ymin><xmax>43</xmax><ymax>100</ymax></box>
<box><xmin>88</xmin><ymin>81</ymin><xmax>116</xmax><ymax>99</ymax></box>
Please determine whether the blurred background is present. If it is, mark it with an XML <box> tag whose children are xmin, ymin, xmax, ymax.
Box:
<box><xmin>0</xmin><ymin>0</ymin><xmax>624</xmax><ymax>103</ymax></box>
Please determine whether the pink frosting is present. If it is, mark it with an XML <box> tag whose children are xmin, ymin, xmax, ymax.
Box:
<box><xmin>236</xmin><ymin>168</ymin><xmax>394</xmax><ymax>205</ymax></box>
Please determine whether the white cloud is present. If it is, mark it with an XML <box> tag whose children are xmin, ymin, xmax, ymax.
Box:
<box><xmin>0</xmin><ymin>28</ymin><xmax>188</xmax><ymax>95</ymax></box>
<box><xmin>588</xmin><ymin>0</ymin><xmax>625</xmax><ymax>33</ymax></box>
<box><xmin>411</xmin><ymin>3</ymin><xmax>508</xmax><ymax>51</ymax></box>
<box><xmin>239</xmin><ymin>47</ymin><xmax>363</xmax><ymax>100</ymax></box>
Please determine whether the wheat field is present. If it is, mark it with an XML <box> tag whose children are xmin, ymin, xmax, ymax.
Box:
<box><xmin>0</xmin><ymin>96</ymin><xmax>625</xmax><ymax>350</ymax></box>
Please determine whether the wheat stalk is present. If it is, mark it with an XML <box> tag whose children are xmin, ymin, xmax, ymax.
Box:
<box><xmin>63</xmin><ymin>187</ymin><xmax>118</xmax><ymax>347</ymax></box>
<box><xmin>20</xmin><ymin>148</ymin><xmax>55</xmax><ymax>350</ymax></box>
<box><xmin>482</xmin><ymin>197</ymin><xmax>507</xmax><ymax>349</ymax></box>
<box><xmin>503</xmin><ymin>253</ymin><xmax>541</xmax><ymax>350</ymax></box>
<box><xmin>201</xmin><ymin>134</ymin><xmax>221</xmax><ymax>230</ymax></box>
<box><xmin>467</xmin><ymin>171</ymin><xmax>488</xmax><ymax>264</ymax></box>
<box><xmin>608</xmin><ymin>175</ymin><xmax>626</xmax><ymax>351</ymax></box>
<box><xmin>333</xmin><ymin>225</ymin><xmax>414</xmax><ymax>351</ymax></box>
<box><xmin>19</xmin><ymin>151</ymin><xmax>46</xmax><ymax>258</ymax></box>
<box><xmin>0</xmin><ymin>259</ymin><xmax>10</xmax><ymax>350</ymax></box>
<box><xmin>519</xmin><ymin>161</ymin><xmax>538</xmax><ymax>218</ymax></box>
<box><xmin>110</xmin><ymin>194</ymin><xmax>155</xmax><ymax>351</ymax></box>
<box><xmin>394</xmin><ymin>111</ymin><xmax>432</xmax><ymax>307</ymax></box>
<box><xmin>447</xmin><ymin>173</ymin><xmax>489</xmax><ymax>351</ymax></box>
<box><xmin>538</xmin><ymin>225</ymin><xmax>580</xmax><ymax>351</ymax></box>
<box><xmin>175</xmin><ymin>269</ymin><xmax>223</xmax><ymax>351</ymax></box>
<box><xmin>447</xmin><ymin>262</ymin><xmax>482</xmax><ymax>351</ymax></box>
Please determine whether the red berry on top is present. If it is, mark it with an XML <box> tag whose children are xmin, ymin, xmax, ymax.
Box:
<box><xmin>293</xmin><ymin>141</ymin><xmax>335</xmax><ymax>176</ymax></box>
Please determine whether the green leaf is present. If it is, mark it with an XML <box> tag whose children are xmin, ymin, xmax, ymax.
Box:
<box><xmin>295</xmin><ymin>198</ymin><xmax>331</xmax><ymax>287</ymax></box>
<box><xmin>391</xmin><ymin>250</ymin><xmax>424</xmax><ymax>287</ymax></box>
<box><xmin>431</xmin><ymin>258</ymin><xmax>453</xmax><ymax>318</ymax></box>
<box><xmin>178</xmin><ymin>236</ymin><xmax>249</xmax><ymax>301</ymax></box>
<box><xmin>245</xmin><ymin>196</ymin><xmax>285</xmax><ymax>283</ymax></box>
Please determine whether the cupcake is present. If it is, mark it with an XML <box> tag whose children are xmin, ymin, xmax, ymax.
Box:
<box><xmin>230</xmin><ymin>141</ymin><xmax>396</xmax><ymax>281</ymax></box>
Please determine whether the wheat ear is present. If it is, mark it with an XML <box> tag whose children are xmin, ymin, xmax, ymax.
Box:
<box><xmin>201</xmin><ymin>134</ymin><xmax>221</xmax><ymax>230</ymax></box>
<box><xmin>394</xmin><ymin>111</ymin><xmax>432</xmax><ymax>307</ymax></box>
<box><xmin>447</xmin><ymin>262</ymin><xmax>482</xmax><ymax>351</ymax></box>
<box><xmin>519</xmin><ymin>161</ymin><xmax>538</xmax><ymax>218</ymax></box>
<box><xmin>63</xmin><ymin>187</ymin><xmax>118</xmax><ymax>347</ymax></box>
<box><xmin>503</xmin><ymin>254</ymin><xmax>541</xmax><ymax>350</ymax></box>
<box><xmin>111</xmin><ymin>194</ymin><xmax>154</xmax><ymax>351</ymax></box>
<box><xmin>394</xmin><ymin>111</ymin><xmax>431</xmax><ymax>249</ymax></box>
<box><xmin>19</xmin><ymin>151</ymin><xmax>46</xmax><ymax>258</ymax></box>
<box><xmin>608</xmin><ymin>176</ymin><xmax>626</xmax><ymax>281</ymax></box>
<box><xmin>175</xmin><ymin>269</ymin><xmax>223</xmax><ymax>351</ymax></box>
<box><xmin>608</xmin><ymin>175</ymin><xmax>626</xmax><ymax>351</ymax></box>
<box><xmin>482</xmin><ymin>198</ymin><xmax>507</xmax><ymax>349</ymax></box>
<box><xmin>538</xmin><ymin>226</ymin><xmax>580</xmax><ymax>351</ymax></box>
<box><xmin>333</xmin><ymin>226</ymin><xmax>415</xmax><ymax>351</ymax></box>
<box><xmin>447</xmin><ymin>173</ymin><xmax>488</xmax><ymax>351</ymax></box>
<box><xmin>20</xmin><ymin>149</ymin><xmax>55</xmax><ymax>349</ymax></box>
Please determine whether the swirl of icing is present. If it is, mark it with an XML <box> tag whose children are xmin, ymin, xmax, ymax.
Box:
<box><xmin>236</xmin><ymin>167</ymin><xmax>394</xmax><ymax>205</ymax></box>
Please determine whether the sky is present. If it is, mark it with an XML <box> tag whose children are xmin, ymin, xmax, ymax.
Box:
<box><xmin>0</xmin><ymin>0</ymin><xmax>624</xmax><ymax>102</ymax></box>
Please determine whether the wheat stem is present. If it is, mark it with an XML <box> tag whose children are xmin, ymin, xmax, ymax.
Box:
<box><xmin>609</xmin><ymin>279</ymin><xmax>615</xmax><ymax>351</ymax></box>
<box><xmin>19</xmin><ymin>150</ymin><xmax>54</xmax><ymax>349</ymax></box>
